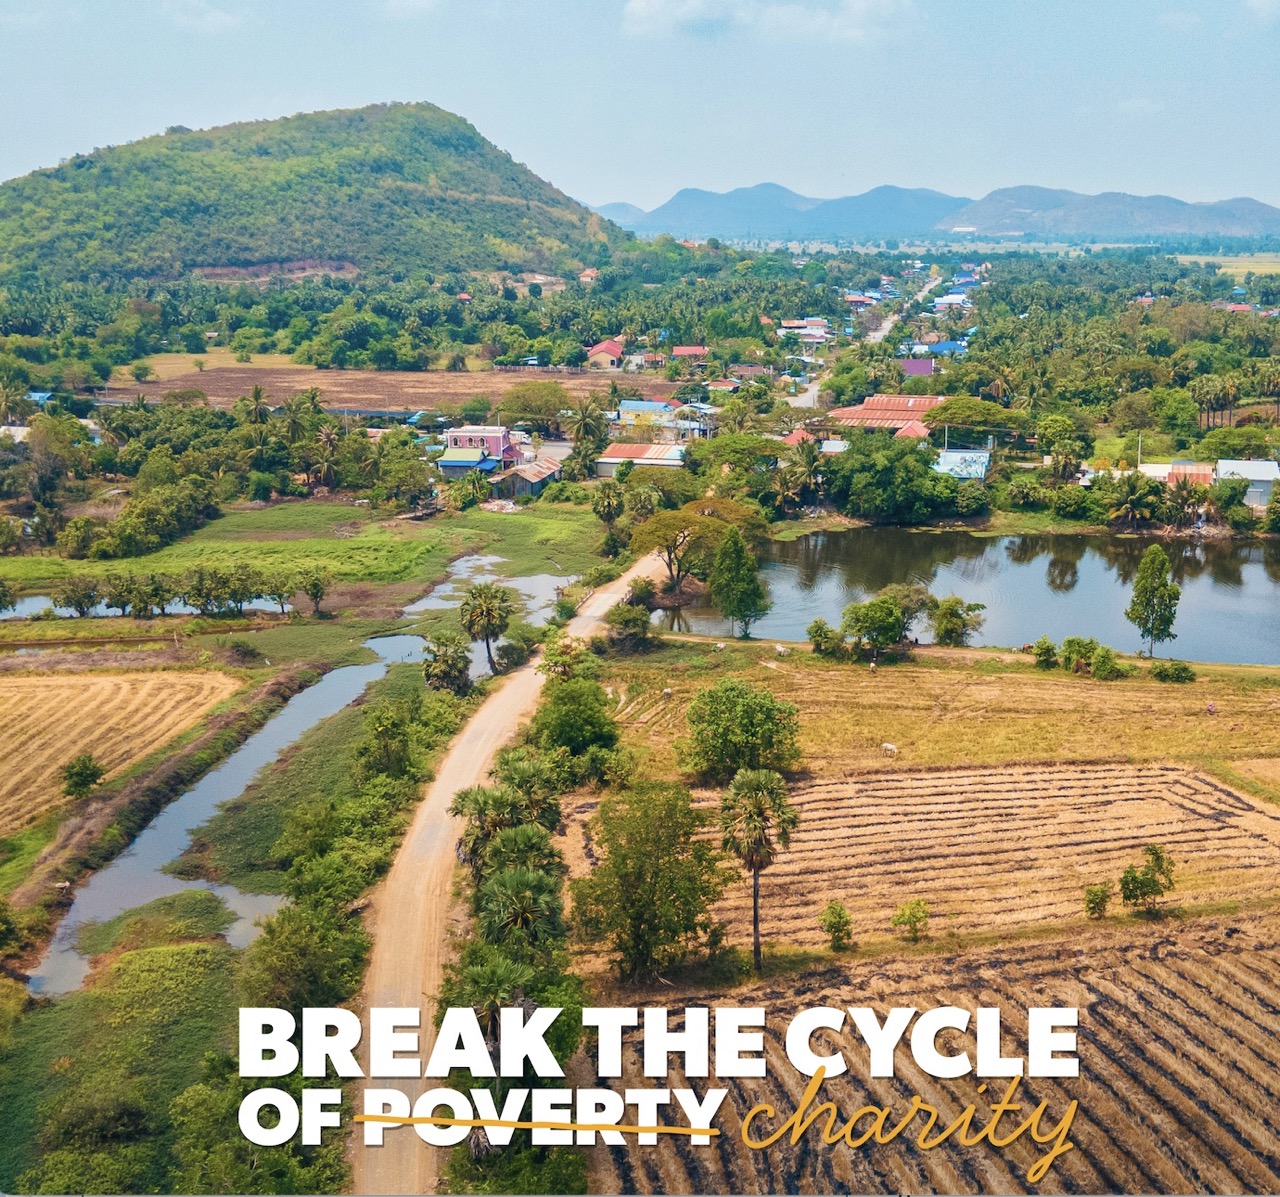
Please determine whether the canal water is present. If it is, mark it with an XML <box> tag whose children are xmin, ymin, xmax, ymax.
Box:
<box><xmin>656</xmin><ymin>528</ymin><xmax>1280</xmax><ymax>666</ymax></box>
<box><xmin>27</xmin><ymin>634</ymin><xmax>428</xmax><ymax>996</ymax></box>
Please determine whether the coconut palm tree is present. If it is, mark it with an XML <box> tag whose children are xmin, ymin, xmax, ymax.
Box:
<box><xmin>1164</xmin><ymin>476</ymin><xmax>1206</xmax><ymax>528</ymax></box>
<box><xmin>476</xmin><ymin>867</ymin><xmax>565</xmax><ymax>953</ymax></box>
<box><xmin>0</xmin><ymin>375</ymin><xmax>30</xmax><ymax>426</ymax></box>
<box><xmin>790</xmin><ymin>437</ymin><xmax>824</xmax><ymax>502</ymax></box>
<box><xmin>1108</xmin><ymin>471</ymin><xmax>1161</xmax><ymax>528</ymax></box>
<box><xmin>720</xmin><ymin>768</ymin><xmax>799</xmax><ymax>972</ymax></box>
<box><xmin>245</xmin><ymin>384</ymin><xmax>271</xmax><ymax>425</ymax></box>
<box><xmin>566</xmin><ymin>396</ymin><xmax>607</xmax><ymax>446</ymax></box>
<box><xmin>460</xmin><ymin>581</ymin><xmax>515</xmax><ymax>673</ymax></box>
<box><xmin>281</xmin><ymin>396</ymin><xmax>310</xmax><ymax>445</ymax></box>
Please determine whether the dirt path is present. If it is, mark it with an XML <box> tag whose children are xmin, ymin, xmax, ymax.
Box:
<box><xmin>349</xmin><ymin>554</ymin><xmax>665</xmax><ymax>1196</ymax></box>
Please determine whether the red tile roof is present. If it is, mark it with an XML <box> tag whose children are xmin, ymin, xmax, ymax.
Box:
<box><xmin>894</xmin><ymin>420</ymin><xmax>931</xmax><ymax>439</ymax></box>
<box><xmin>589</xmin><ymin>339</ymin><xmax>625</xmax><ymax>358</ymax></box>
<box><xmin>672</xmin><ymin>345</ymin><xmax>708</xmax><ymax>356</ymax></box>
<box><xmin>783</xmin><ymin>428</ymin><xmax>814</xmax><ymax>445</ymax></box>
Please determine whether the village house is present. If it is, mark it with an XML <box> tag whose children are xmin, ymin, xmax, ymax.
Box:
<box><xmin>827</xmin><ymin>393</ymin><xmax>945</xmax><ymax>432</ymax></box>
<box><xmin>587</xmin><ymin>338</ymin><xmax>625</xmax><ymax>369</ymax></box>
<box><xmin>491</xmin><ymin>456</ymin><xmax>563</xmax><ymax>500</ymax></box>
<box><xmin>1216</xmin><ymin>459</ymin><xmax>1280</xmax><ymax>508</ymax></box>
<box><xmin>594</xmin><ymin>442</ymin><xmax>686</xmax><ymax>477</ymax></box>
<box><xmin>436</xmin><ymin>424</ymin><xmax>521</xmax><ymax>478</ymax></box>
<box><xmin>672</xmin><ymin>345</ymin><xmax>709</xmax><ymax>363</ymax></box>
<box><xmin>578</xmin><ymin>267</ymin><xmax>600</xmax><ymax>285</ymax></box>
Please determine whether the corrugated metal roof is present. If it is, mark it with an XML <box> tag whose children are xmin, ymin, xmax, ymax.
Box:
<box><xmin>1217</xmin><ymin>459</ymin><xmax>1280</xmax><ymax>481</ymax></box>
<box><xmin>598</xmin><ymin>442</ymin><xmax>686</xmax><ymax>463</ymax></box>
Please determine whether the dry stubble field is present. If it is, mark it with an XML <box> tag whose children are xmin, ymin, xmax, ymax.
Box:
<box><xmin>123</xmin><ymin>353</ymin><xmax>678</xmax><ymax>411</ymax></box>
<box><xmin>0</xmin><ymin>670</ymin><xmax>242</xmax><ymax>835</ymax></box>
<box><xmin>566</xmin><ymin>644</ymin><xmax>1280</xmax><ymax>1193</ymax></box>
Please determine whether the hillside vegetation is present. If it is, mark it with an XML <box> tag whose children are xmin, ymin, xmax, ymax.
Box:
<box><xmin>0</xmin><ymin>102</ymin><xmax>622</xmax><ymax>283</ymax></box>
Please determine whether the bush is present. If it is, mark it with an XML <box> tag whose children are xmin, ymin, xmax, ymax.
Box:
<box><xmin>626</xmin><ymin>576</ymin><xmax>656</xmax><ymax>608</ymax></box>
<box><xmin>819</xmin><ymin>900</ymin><xmax>854</xmax><ymax>951</ymax></box>
<box><xmin>1151</xmin><ymin>659</ymin><xmax>1197</xmax><ymax>683</ymax></box>
<box><xmin>604</xmin><ymin>601</ymin><xmax>653</xmax><ymax>652</ymax></box>
<box><xmin>531</xmin><ymin>678</ymin><xmax>618</xmax><ymax>755</ymax></box>
<box><xmin>62</xmin><ymin>752</ymin><xmax>106</xmax><ymax>799</ymax></box>
<box><xmin>890</xmin><ymin>898</ymin><xmax>929</xmax><ymax>942</ymax></box>
<box><xmin>954</xmin><ymin>480</ymin><xmax>990</xmax><ymax>516</ymax></box>
<box><xmin>1061</xmin><ymin>635</ymin><xmax>1099</xmax><ymax>673</ymax></box>
<box><xmin>807</xmin><ymin>617</ymin><xmax>845</xmax><ymax>658</ymax></box>
<box><xmin>1050</xmin><ymin>485</ymin><xmax>1097</xmax><ymax>520</ymax></box>
<box><xmin>1005</xmin><ymin>475</ymin><xmax>1046</xmax><ymax>509</ymax></box>
<box><xmin>1032</xmin><ymin>635</ymin><xmax>1059</xmax><ymax>669</ymax></box>
<box><xmin>1090</xmin><ymin>644</ymin><xmax>1126</xmax><ymax>681</ymax></box>
<box><xmin>1083</xmin><ymin>882</ymin><xmax>1113</xmax><ymax>919</ymax></box>
<box><xmin>540</xmin><ymin>481</ymin><xmax>590</xmax><ymax>504</ymax></box>
<box><xmin>681</xmin><ymin>678</ymin><xmax>801</xmax><ymax>780</ymax></box>
<box><xmin>1119</xmin><ymin>844</ymin><xmax>1176</xmax><ymax>913</ymax></box>
<box><xmin>1224</xmin><ymin>504</ymin><xmax>1258</xmax><ymax>533</ymax></box>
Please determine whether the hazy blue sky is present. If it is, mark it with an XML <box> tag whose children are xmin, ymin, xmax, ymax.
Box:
<box><xmin>2</xmin><ymin>0</ymin><xmax>1279</xmax><ymax>209</ymax></box>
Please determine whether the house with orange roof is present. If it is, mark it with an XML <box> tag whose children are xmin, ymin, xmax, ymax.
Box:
<box><xmin>587</xmin><ymin>338</ymin><xmax>626</xmax><ymax>368</ymax></box>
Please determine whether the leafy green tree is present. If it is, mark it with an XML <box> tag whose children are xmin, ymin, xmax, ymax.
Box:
<box><xmin>1125</xmin><ymin>544</ymin><xmax>1180</xmax><ymax>656</ymax></box>
<box><xmin>572</xmin><ymin>784</ymin><xmax>733</xmax><ymax>981</ymax></box>
<box><xmin>1119</xmin><ymin>844</ymin><xmax>1176</xmax><ymax>913</ymax></box>
<box><xmin>52</xmin><ymin>574</ymin><xmax>100</xmax><ymax>617</ymax></box>
<box><xmin>237</xmin><ymin>903</ymin><xmax>369</xmax><ymax>1011</ymax></box>
<box><xmin>629</xmin><ymin>510</ymin><xmax>719</xmax><ymax>588</ymax></box>
<box><xmin>460</xmin><ymin>580</ymin><xmax>515</xmax><ymax>673</ymax></box>
<box><xmin>720</xmin><ymin>768</ymin><xmax>799</xmax><ymax>971</ymax></box>
<box><xmin>682</xmin><ymin>677</ymin><xmax>800</xmax><ymax>780</ymax></box>
<box><xmin>819</xmin><ymin>900</ymin><xmax>853</xmax><ymax>951</ymax></box>
<box><xmin>294</xmin><ymin>568</ymin><xmax>330</xmax><ymax>617</ymax></box>
<box><xmin>0</xmin><ymin>577</ymin><xmax>13</xmax><ymax>615</ymax></box>
<box><xmin>61</xmin><ymin>752</ymin><xmax>106</xmax><ymax>798</ymax></box>
<box><xmin>261</xmin><ymin>572</ymin><xmax>295</xmax><ymax>614</ymax></box>
<box><xmin>708</xmin><ymin>526</ymin><xmax>771</xmax><ymax>637</ymax></box>
<box><xmin>1083</xmin><ymin>882</ymin><xmax>1113</xmax><ymax>919</ymax></box>
<box><xmin>890</xmin><ymin>898</ymin><xmax>929</xmax><ymax>942</ymax></box>
<box><xmin>841</xmin><ymin>595</ymin><xmax>906</xmax><ymax>659</ymax></box>
<box><xmin>928</xmin><ymin>596</ymin><xmax>986</xmax><ymax>647</ymax></box>
<box><xmin>604</xmin><ymin>601</ymin><xmax>653</xmax><ymax>652</ymax></box>
<box><xmin>423</xmin><ymin>632</ymin><xmax>472</xmax><ymax>695</ymax></box>
<box><xmin>531</xmin><ymin>678</ymin><xmax>618</xmax><ymax>754</ymax></box>
<box><xmin>1032</xmin><ymin>635</ymin><xmax>1059</xmax><ymax>669</ymax></box>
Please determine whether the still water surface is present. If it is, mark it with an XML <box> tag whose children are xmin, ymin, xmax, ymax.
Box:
<box><xmin>656</xmin><ymin>529</ymin><xmax>1280</xmax><ymax>665</ymax></box>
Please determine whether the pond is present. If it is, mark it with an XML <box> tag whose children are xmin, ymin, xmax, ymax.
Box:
<box><xmin>655</xmin><ymin>528</ymin><xmax>1280</xmax><ymax>666</ymax></box>
<box><xmin>27</xmin><ymin>634</ymin><xmax>428</xmax><ymax>997</ymax></box>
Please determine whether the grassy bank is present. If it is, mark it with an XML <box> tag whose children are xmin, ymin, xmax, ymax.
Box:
<box><xmin>0</xmin><ymin>500</ymin><xmax>603</xmax><ymax>591</ymax></box>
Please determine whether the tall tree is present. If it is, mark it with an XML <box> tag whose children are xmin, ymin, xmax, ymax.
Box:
<box><xmin>1125</xmin><ymin>544</ymin><xmax>1180</xmax><ymax>657</ymax></box>
<box><xmin>460</xmin><ymin>581</ymin><xmax>515</xmax><ymax>673</ymax></box>
<box><xmin>719</xmin><ymin>768</ymin><xmax>799</xmax><ymax>971</ymax></box>
<box><xmin>707</xmin><ymin>526</ymin><xmax>771</xmax><ymax>637</ymax></box>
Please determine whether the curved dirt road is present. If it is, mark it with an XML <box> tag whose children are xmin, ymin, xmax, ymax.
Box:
<box><xmin>350</xmin><ymin>554</ymin><xmax>664</xmax><ymax>1195</ymax></box>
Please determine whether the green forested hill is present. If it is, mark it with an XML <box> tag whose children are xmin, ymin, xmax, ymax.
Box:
<box><xmin>0</xmin><ymin>102</ymin><xmax>622</xmax><ymax>283</ymax></box>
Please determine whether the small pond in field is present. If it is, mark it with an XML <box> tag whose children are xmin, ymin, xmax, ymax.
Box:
<box><xmin>654</xmin><ymin>528</ymin><xmax>1280</xmax><ymax>666</ymax></box>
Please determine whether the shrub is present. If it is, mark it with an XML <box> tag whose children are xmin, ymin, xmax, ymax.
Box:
<box><xmin>954</xmin><ymin>480</ymin><xmax>990</xmax><ymax>516</ymax></box>
<box><xmin>1224</xmin><ymin>504</ymin><xmax>1258</xmax><ymax>532</ymax></box>
<box><xmin>1050</xmin><ymin>485</ymin><xmax>1097</xmax><ymax>520</ymax></box>
<box><xmin>626</xmin><ymin>576</ymin><xmax>656</xmax><ymax>608</ymax></box>
<box><xmin>890</xmin><ymin>898</ymin><xmax>929</xmax><ymax>942</ymax></box>
<box><xmin>604</xmin><ymin>601</ymin><xmax>653</xmax><ymax>652</ymax></box>
<box><xmin>1119</xmin><ymin>844</ymin><xmax>1176</xmax><ymax>913</ymax></box>
<box><xmin>819</xmin><ymin>900</ymin><xmax>854</xmax><ymax>951</ymax></box>
<box><xmin>1151</xmin><ymin>659</ymin><xmax>1197</xmax><ymax>683</ymax></box>
<box><xmin>1005</xmin><ymin>475</ymin><xmax>1046</xmax><ymax>509</ymax></box>
<box><xmin>1032</xmin><ymin>635</ymin><xmax>1059</xmax><ymax>669</ymax></box>
<box><xmin>1083</xmin><ymin>882</ymin><xmax>1113</xmax><ymax>919</ymax></box>
<box><xmin>531</xmin><ymin>678</ymin><xmax>618</xmax><ymax>755</ymax></box>
<box><xmin>681</xmin><ymin>678</ymin><xmax>801</xmax><ymax>780</ymax></box>
<box><xmin>807</xmin><ymin>617</ymin><xmax>845</xmax><ymax>658</ymax></box>
<box><xmin>1061</xmin><ymin>635</ymin><xmax>1100</xmax><ymax>673</ymax></box>
<box><xmin>62</xmin><ymin>753</ymin><xmax>106</xmax><ymax>799</ymax></box>
<box><xmin>1090</xmin><ymin>644</ymin><xmax>1126</xmax><ymax>681</ymax></box>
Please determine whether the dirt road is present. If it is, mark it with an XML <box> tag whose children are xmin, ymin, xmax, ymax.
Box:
<box><xmin>866</xmin><ymin>274</ymin><xmax>946</xmax><ymax>344</ymax></box>
<box><xmin>349</xmin><ymin>554</ymin><xmax>665</xmax><ymax>1196</ymax></box>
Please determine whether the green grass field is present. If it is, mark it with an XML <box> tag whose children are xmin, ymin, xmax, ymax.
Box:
<box><xmin>0</xmin><ymin>500</ymin><xmax>603</xmax><ymax>592</ymax></box>
<box><xmin>1175</xmin><ymin>252</ymin><xmax>1280</xmax><ymax>280</ymax></box>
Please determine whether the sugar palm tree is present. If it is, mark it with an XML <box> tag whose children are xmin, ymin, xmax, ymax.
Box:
<box><xmin>720</xmin><ymin>768</ymin><xmax>799</xmax><ymax>972</ymax></box>
<box><xmin>476</xmin><ymin>867</ymin><xmax>565</xmax><ymax>953</ymax></box>
<box><xmin>460</xmin><ymin>581</ymin><xmax>515</xmax><ymax>673</ymax></box>
<box><xmin>450</xmin><ymin>785</ymin><xmax>531</xmax><ymax>873</ymax></box>
<box><xmin>482</xmin><ymin>824</ymin><xmax>565</xmax><ymax>880</ymax></box>
<box><xmin>444</xmin><ymin>952</ymin><xmax>535</xmax><ymax>1044</ymax></box>
<box><xmin>591</xmin><ymin>479</ymin><xmax>625</xmax><ymax>527</ymax></box>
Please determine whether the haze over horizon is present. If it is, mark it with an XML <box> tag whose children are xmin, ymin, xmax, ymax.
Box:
<box><xmin>3</xmin><ymin>0</ymin><xmax>1280</xmax><ymax>210</ymax></box>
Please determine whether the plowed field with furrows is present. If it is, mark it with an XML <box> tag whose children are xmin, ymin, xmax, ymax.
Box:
<box><xmin>585</xmin><ymin>915</ymin><xmax>1280</xmax><ymax>1194</ymax></box>
<box><xmin>565</xmin><ymin>764</ymin><xmax>1280</xmax><ymax>947</ymax></box>
<box><xmin>0</xmin><ymin>671</ymin><xmax>241</xmax><ymax>834</ymax></box>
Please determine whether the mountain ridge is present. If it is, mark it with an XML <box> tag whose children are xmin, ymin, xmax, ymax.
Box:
<box><xmin>599</xmin><ymin>182</ymin><xmax>1280</xmax><ymax>241</ymax></box>
<box><xmin>0</xmin><ymin>101</ymin><xmax>624</xmax><ymax>283</ymax></box>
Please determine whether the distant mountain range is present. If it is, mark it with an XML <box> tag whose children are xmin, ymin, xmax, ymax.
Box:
<box><xmin>595</xmin><ymin>182</ymin><xmax>1280</xmax><ymax>242</ymax></box>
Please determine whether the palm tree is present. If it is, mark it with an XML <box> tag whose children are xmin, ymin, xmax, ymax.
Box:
<box><xmin>1258</xmin><ymin>364</ymin><xmax>1280</xmax><ymax>421</ymax></box>
<box><xmin>310</xmin><ymin>442</ymin><xmax>337</xmax><ymax>487</ymax></box>
<box><xmin>245</xmin><ymin>384</ymin><xmax>271</xmax><ymax>425</ymax></box>
<box><xmin>567</xmin><ymin>397</ymin><xmax>607</xmax><ymax>446</ymax></box>
<box><xmin>0</xmin><ymin>375</ymin><xmax>30</xmax><ymax>426</ymax></box>
<box><xmin>281</xmin><ymin>396</ymin><xmax>309</xmax><ymax>445</ymax></box>
<box><xmin>591</xmin><ymin>479</ymin><xmax>625</xmax><ymax>527</ymax></box>
<box><xmin>450</xmin><ymin>785</ymin><xmax>530</xmax><ymax>873</ymax></box>
<box><xmin>1165</xmin><ymin>476</ymin><xmax>1205</xmax><ymax>528</ymax></box>
<box><xmin>443</xmin><ymin>952</ymin><xmax>535</xmax><ymax>1044</ymax></box>
<box><xmin>476</xmin><ymin>867</ymin><xmax>565</xmax><ymax>953</ymax></box>
<box><xmin>460</xmin><ymin>581</ymin><xmax>515</xmax><ymax>673</ymax></box>
<box><xmin>791</xmin><ymin>437</ymin><xmax>824</xmax><ymax>502</ymax></box>
<box><xmin>720</xmin><ymin>768</ymin><xmax>799</xmax><ymax>972</ymax></box>
<box><xmin>462</xmin><ymin>468</ymin><xmax>492</xmax><ymax>505</ymax></box>
<box><xmin>316</xmin><ymin>422</ymin><xmax>340</xmax><ymax>452</ymax></box>
<box><xmin>482</xmin><ymin>824</ymin><xmax>565</xmax><ymax>879</ymax></box>
<box><xmin>1108</xmin><ymin>472</ymin><xmax>1160</xmax><ymax>528</ymax></box>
